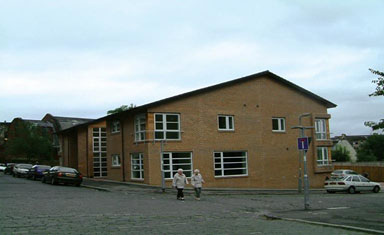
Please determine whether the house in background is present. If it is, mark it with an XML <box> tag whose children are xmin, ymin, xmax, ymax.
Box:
<box><xmin>0</xmin><ymin>121</ymin><xmax>10</xmax><ymax>163</ymax></box>
<box><xmin>58</xmin><ymin>70</ymin><xmax>337</xmax><ymax>189</ymax></box>
<box><xmin>332</xmin><ymin>134</ymin><xmax>369</xmax><ymax>162</ymax></box>
<box><xmin>3</xmin><ymin>115</ymin><xmax>94</xmax><ymax>164</ymax></box>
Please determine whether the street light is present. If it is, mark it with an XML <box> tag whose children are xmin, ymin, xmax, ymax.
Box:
<box><xmin>292</xmin><ymin>113</ymin><xmax>314</xmax><ymax>210</ymax></box>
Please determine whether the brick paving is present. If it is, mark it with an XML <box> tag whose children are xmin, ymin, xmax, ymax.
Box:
<box><xmin>1</xmin><ymin>174</ymin><xmax>382</xmax><ymax>234</ymax></box>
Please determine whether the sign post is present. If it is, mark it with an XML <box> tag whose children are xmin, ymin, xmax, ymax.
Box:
<box><xmin>292</xmin><ymin>113</ymin><xmax>313</xmax><ymax>210</ymax></box>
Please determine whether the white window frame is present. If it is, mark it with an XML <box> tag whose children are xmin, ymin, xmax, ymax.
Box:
<box><xmin>92</xmin><ymin>127</ymin><xmax>107</xmax><ymax>177</ymax></box>
<box><xmin>162</xmin><ymin>152</ymin><xmax>192</xmax><ymax>179</ymax></box>
<box><xmin>111</xmin><ymin>154</ymin><xmax>121</xmax><ymax>167</ymax></box>
<box><xmin>317</xmin><ymin>147</ymin><xmax>329</xmax><ymax>166</ymax></box>
<box><xmin>154</xmin><ymin>113</ymin><xmax>181</xmax><ymax>140</ymax></box>
<box><xmin>218</xmin><ymin>115</ymin><xmax>234</xmax><ymax>131</ymax></box>
<box><xmin>134</xmin><ymin>114</ymin><xmax>146</xmax><ymax>142</ymax></box>
<box><xmin>214</xmin><ymin>151</ymin><xmax>248</xmax><ymax>177</ymax></box>
<box><xmin>272</xmin><ymin>117</ymin><xmax>286</xmax><ymax>132</ymax></box>
<box><xmin>131</xmin><ymin>153</ymin><xmax>144</xmax><ymax>180</ymax></box>
<box><xmin>111</xmin><ymin>120</ymin><xmax>120</xmax><ymax>134</ymax></box>
<box><xmin>315</xmin><ymin>119</ymin><xmax>327</xmax><ymax>140</ymax></box>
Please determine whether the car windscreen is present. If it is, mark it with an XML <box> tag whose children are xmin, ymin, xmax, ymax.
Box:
<box><xmin>18</xmin><ymin>164</ymin><xmax>33</xmax><ymax>169</ymax></box>
<box><xmin>37</xmin><ymin>165</ymin><xmax>51</xmax><ymax>170</ymax></box>
<box><xmin>59</xmin><ymin>167</ymin><xmax>78</xmax><ymax>173</ymax></box>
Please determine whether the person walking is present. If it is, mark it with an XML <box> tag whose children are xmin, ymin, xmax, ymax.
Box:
<box><xmin>191</xmin><ymin>169</ymin><xmax>205</xmax><ymax>200</ymax></box>
<box><xmin>172</xmin><ymin>168</ymin><xmax>188</xmax><ymax>200</ymax></box>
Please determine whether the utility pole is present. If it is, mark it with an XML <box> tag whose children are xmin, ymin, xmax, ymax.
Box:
<box><xmin>292</xmin><ymin>113</ymin><xmax>313</xmax><ymax>210</ymax></box>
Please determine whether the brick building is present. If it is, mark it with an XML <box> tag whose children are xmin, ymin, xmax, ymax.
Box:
<box><xmin>59</xmin><ymin>71</ymin><xmax>336</xmax><ymax>189</ymax></box>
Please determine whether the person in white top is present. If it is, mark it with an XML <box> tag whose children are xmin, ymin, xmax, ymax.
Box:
<box><xmin>191</xmin><ymin>169</ymin><xmax>205</xmax><ymax>200</ymax></box>
<box><xmin>172</xmin><ymin>168</ymin><xmax>189</xmax><ymax>200</ymax></box>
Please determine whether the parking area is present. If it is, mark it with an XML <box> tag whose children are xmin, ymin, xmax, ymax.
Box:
<box><xmin>0</xmin><ymin>173</ymin><xmax>383</xmax><ymax>234</ymax></box>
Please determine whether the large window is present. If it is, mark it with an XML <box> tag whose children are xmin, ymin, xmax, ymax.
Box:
<box><xmin>154</xmin><ymin>113</ymin><xmax>180</xmax><ymax>140</ymax></box>
<box><xmin>272</xmin><ymin>117</ymin><xmax>285</xmax><ymax>132</ymax></box>
<box><xmin>162</xmin><ymin>152</ymin><xmax>192</xmax><ymax>179</ymax></box>
<box><xmin>111</xmin><ymin>121</ymin><xmax>120</xmax><ymax>133</ymax></box>
<box><xmin>111</xmin><ymin>154</ymin><xmax>121</xmax><ymax>167</ymax></box>
<box><xmin>214</xmin><ymin>151</ymin><xmax>248</xmax><ymax>177</ymax></box>
<box><xmin>131</xmin><ymin>153</ymin><xmax>144</xmax><ymax>180</ymax></box>
<box><xmin>218</xmin><ymin>115</ymin><xmax>234</xmax><ymax>131</ymax></box>
<box><xmin>93</xmin><ymin>128</ymin><xmax>107</xmax><ymax>177</ymax></box>
<box><xmin>315</xmin><ymin>119</ymin><xmax>327</xmax><ymax>140</ymax></box>
<box><xmin>317</xmin><ymin>147</ymin><xmax>329</xmax><ymax>166</ymax></box>
<box><xmin>134</xmin><ymin>115</ymin><xmax>146</xmax><ymax>142</ymax></box>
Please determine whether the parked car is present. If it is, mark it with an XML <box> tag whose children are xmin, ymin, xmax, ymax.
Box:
<box><xmin>331</xmin><ymin>169</ymin><xmax>359</xmax><ymax>178</ymax></box>
<box><xmin>13</xmin><ymin>164</ymin><xmax>33</xmax><ymax>177</ymax></box>
<box><xmin>4</xmin><ymin>163</ymin><xmax>16</xmax><ymax>175</ymax></box>
<box><xmin>42</xmin><ymin>166</ymin><xmax>83</xmax><ymax>186</ymax></box>
<box><xmin>0</xmin><ymin>163</ymin><xmax>6</xmax><ymax>172</ymax></box>
<box><xmin>324</xmin><ymin>175</ymin><xmax>381</xmax><ymax>194</ymax></box>
<box><xmin>27</xmin><ymin>165</ymin><xmax>51</xmax><ymax>180</ymax></box>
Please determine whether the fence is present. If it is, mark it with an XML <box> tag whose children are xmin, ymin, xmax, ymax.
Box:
<box><xmin>333</xmin><ymin>162</ymin><xmax>384</xmax><ymax>182</ymax></box>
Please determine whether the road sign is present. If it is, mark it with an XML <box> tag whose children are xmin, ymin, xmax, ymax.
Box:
<box><xmin>298</xmin><ymin>137</ymin><xmax>309</xmax><ymax>150</ymax></box>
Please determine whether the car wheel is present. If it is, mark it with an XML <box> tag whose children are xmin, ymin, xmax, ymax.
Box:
<box><xmin>12</xmin><ymin>173</ymin><xmax>15</xmax><ymax>177</ymax></box>
<box><xmin>373</xmin><ymin>186</ymin><xmax>380</xmax><ymax>193</ymax></box>
<box><xmin>42</xmin><ymin>177</ymin><xmax>46</xmax><ymax>183</ymax></box>
<box><xmin>75</xmin><ymin>183</ymin><xmax>81</xmax><ymax>187</ymax></box>
<box><xmin>51</xmin><ymin>178</ymin><xmax>57</xmax><ymax>185</ymax></box>
<box><xmin>327</xmin><ymin>190</ymin><xmax>336</xmax><ymax>194</ymax></box>
<box><xmin>348</xmin><ymin>186</ymin><xmax>356</xmax><ymax>194</ymax></box>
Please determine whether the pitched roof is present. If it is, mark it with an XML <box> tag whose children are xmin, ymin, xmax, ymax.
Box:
<box><xmin>59</xmin><ymin>70</ymin><xmax>337</xmax><ymax>133</ymax></box>
<box><xmin>52</xmin><ymin>116</ymin><xmax>94</xmax><ymax>131</ymax></box>
<box><xmin>23</xmin><ymin>119</ymin><xmax>55</xmax><ymax>128</ymax></box>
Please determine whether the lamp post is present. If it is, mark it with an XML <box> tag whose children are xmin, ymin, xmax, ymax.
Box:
<box><xmin>292</xmin><ymin>113</ymin><xmax>313</xmax><ymax>210</ymax></box>
<box><xmin>297</xmin><ymin>113</ymin><xmax>311</xmax><ymax>193</ymax></box>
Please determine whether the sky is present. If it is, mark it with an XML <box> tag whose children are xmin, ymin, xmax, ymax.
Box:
<box><xmin>0</xmin><ymin>0</ymin><xmax>383</xmax><ymax>136</ymax></box>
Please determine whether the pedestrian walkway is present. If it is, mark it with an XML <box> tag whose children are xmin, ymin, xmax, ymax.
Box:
<box><xmin>81</xmin><ymin>177</ymin><xmax>327</xmax><ymax>195</ymax></box>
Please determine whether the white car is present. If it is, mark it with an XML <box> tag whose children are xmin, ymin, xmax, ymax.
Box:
<box><xmin>0</xmin><ymin>163</ymin><xmax>6</xmax><ymax>172</ymax></box>
<box><xmin>13</xmin><ymin>164</ymin><xmax>33</xmax><ymax>177</ymax></box>
<box><xmin>330</xmin><ymin>169</ymin><xmax>359</xmax><ymax>178</ymax></box>
<box><xmin>325</xmin><ymin>175</ymin><xmax>381</xmax><ymax>194</ymax></box>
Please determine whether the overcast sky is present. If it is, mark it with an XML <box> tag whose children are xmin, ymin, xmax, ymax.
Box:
<box><xmin>0</xmin><ymin>0</ymin><xmax>383</xmax><ymax>136</ymax></box>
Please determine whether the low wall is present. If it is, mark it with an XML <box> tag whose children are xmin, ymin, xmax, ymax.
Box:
<box><xmin>333</xmin><ymin>162</ymin><xmax>384</xmax><ymax>182</ymax></box>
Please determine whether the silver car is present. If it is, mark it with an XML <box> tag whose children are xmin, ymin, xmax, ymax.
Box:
<box><xmin>325</xmin><ymin>175</ymin><xmax>381</xmax><ymax>194</ymax></box>
<box><xmin>331</xmin><ymin>169</ymin><xmax>358</xmax><ymax>178</ymax></box>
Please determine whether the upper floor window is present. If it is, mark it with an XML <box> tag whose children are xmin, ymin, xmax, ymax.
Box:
<box><xmin>134</xmin><ymin>115</ymin><xmax>146</xmax><ymax>142</ymax></box>
<box><xmin>317</xmin><ymin>147</ymin><xmax>329</xmax><ymax>166</ymax></box>
<box><xmin>315</xmin><ymin>119</ymin><xmax>327</xmax><ymax>140</ymax></box>
<box><xmin>272</xmin><ymin>117</ymin><xmax>285</xmax><ymax>132</ymax></box>
<box><xmin>218</xmin><ymin>115</ymin><xmax>234</xmax><ymax>131</ymax></box>
<box><xmin>111</xmin><ymin>121</ymin><xmax>120</xmax><ymax>133</ymax></box>
<box><xmin>154</xmin><ymin>113</ymin><xmax>180</xmax><ymax>140</ymax></box>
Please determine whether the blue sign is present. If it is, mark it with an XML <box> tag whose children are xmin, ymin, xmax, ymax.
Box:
<box><xmin>298</xmin><ymin>137</ymin><xmax>309</xmax><ymax>150</ymax></box>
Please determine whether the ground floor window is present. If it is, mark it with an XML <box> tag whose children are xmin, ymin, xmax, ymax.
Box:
<box><xmin>131</xmin><ymin>153</ymin><xmax>144</xmax><ymax>180</ymax></box>
<box><xmin>111</xmin><ymin>154</ymin><xmax>121</xmax><ymax>167</ymax></box>
<box><xmin>317</xmin><ymin>147</ymin><xmax>329</xmax><ymax>166</ymax></box>
<box><xmin>214</xmin><ymin>151</ymin><xmax>248</xmax><ymax>177</ymax></box>
<box><xmin>162</xmin><ymin>152</ymin><xmax>192</xmax><ymax>179</ymax></box>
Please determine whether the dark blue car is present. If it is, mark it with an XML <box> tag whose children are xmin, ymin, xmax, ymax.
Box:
<box><xmin>27</xmin><ymin>165</ymin><xmax>51</xmax><ymax>180</ymax></box>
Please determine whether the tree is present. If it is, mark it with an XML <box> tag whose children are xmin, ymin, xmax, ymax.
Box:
<box><xmin>364</xmin><ymin>68</ymin><xmax>384</xmax><ymax>132</ymax></box>
<box><xmin>107</xmin><ymin>104</ymin><xmax>136</xmax><ymax>115</ymax></box>
<box><xmin>356</xmin><ymin>134</ymin><xmax>384</xmax><ymax>162</ymax></box>
<box><xmin>5</xmin><ymin>121</ymin><xmax>54</xmax><ymax>163</ymax></box>
<box><xmin>331</xmin><ymin>146</ymin><xmax>350</xmax><ymax>162</ymax></box>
